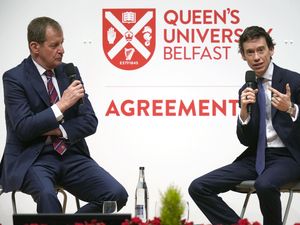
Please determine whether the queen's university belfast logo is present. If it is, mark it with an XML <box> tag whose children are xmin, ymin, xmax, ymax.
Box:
<box><xmin>103</xmin><ymin>9</ymin><xmax>156</xmax><ymax>70</ymax></box>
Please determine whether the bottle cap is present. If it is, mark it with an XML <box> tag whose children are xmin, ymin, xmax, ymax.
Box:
<box><xmin>139</xmin><ymin>166</ymin><xmax>145</xmax><ymax>170</ymax></box>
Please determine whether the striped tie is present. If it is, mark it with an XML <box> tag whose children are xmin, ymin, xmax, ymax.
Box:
<box><xmin>45</xmin><ymin>70</ymin><xmax>67</xmax><ymax>155</ymax></box>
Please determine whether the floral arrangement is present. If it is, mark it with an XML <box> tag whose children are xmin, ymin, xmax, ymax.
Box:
<box><xmin>121</xmin><ymin>217</ymin><xmax>192</xmax><ymax>225</ymax></box>
<box><xmin>67</xmin><ymin>218</ymin><xmax>299</xmax><ymax>225</ymax></box>
<box><xmin>70</xmin><ymin>183</ymin><xmax>300</xmax><ymax>225</ymax></box>
<box><xmin>119</xmin><ymin>184</ymin><xmax>263</xmax><ymax>225</ymax></box>
<box><xmin>120</xmin><ymin>215</ymin><xmax>263</xmax><ymax>225</ymax></box>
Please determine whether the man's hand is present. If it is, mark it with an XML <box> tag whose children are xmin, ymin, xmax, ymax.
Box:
<box><xmin>240</xmin><ymin>87</ymin><xmax>258</xmax><ymax>121</ymax></box>
<box><xmin>269</xmin><ymin>83</ymin><xmax>291</xmax><ymax>112</ymax></box>
<box><xmin>56</xmin><ymin>80</ymin><xmax>84</xmax><ymax>113</ymax></box>
<box><xmin>42</xmin><ymin>128</ymin><xmax>62</xmax><ymax>137</ymax></box>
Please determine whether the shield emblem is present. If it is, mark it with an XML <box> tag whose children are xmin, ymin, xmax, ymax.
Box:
<box><xmin>102</xmin><ymin>8</ymin><xmax>156</xmax><ymax>70</ymax></box>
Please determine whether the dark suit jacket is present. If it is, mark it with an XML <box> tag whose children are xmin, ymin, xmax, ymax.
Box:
<box><xmin>235</xmin><ymin>64</ymin><xmax>300</xmax><ymax>165</ymax></box>
<box><xmin>0</xmin><ymin>56</ymin><xmax>98</xmax><ymax>192</ymax></box>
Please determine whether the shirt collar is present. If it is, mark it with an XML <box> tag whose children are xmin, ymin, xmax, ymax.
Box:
<box><xmin>261</xmin><ymin>61</ymin><xmax>273</xmax><ymax>81</ymax></box>
<box><xmin>31</xmin><ymin>57</ymin><xmax>54</xmax><ymax>76</ymax></box>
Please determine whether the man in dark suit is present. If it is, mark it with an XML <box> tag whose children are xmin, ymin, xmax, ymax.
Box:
<box><xmin>189</xmin><ymin>26</ymin><xmax>300</xmax><ymax>225</ymax></box>
<box><xmin>0</xmin><ymin>16</ymin><xmax>128</xmax><ymax>213</ymax></box>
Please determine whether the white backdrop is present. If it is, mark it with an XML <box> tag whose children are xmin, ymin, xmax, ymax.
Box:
<box><xmin>0</xmin><ymin>0</ymin><xmax>300</xmax><ymax>224</ymax></box>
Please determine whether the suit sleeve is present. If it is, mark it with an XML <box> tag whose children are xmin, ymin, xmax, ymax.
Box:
<box><xmin>3</xmin><ymin>71</ymin><xmax>59</xmax><ymax>142</ymax></box>
<box><xmin>236</xmin><ymin>86</ymin><xmax>259</xmax><ymax>148</ymax></box>
<box><xmin>59</xmin><ymin>68</ymin><xmax>98</xmax><ymax>144</ymax></box>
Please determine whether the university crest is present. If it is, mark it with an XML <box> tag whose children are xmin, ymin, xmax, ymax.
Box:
<box><xmin>102</xmin><ymin>8</ymin><xmax>156</xmax><ymax>70</ymax></box>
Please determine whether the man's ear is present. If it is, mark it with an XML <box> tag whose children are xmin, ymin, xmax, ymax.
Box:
<box><xmin>270</xmin><ymin>47</ymin><xmax>274</xmax><ymax>57</ymax></box>
<box><xmin>29</xmin><ymin>41</ymin><xmax>39</xmax><ymax>54</ymax></box>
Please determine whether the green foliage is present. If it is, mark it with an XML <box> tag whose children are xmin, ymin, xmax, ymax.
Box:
<box><xmin>160</xmin><ymin>185</ymin><xmax>184</xmax><ymax>225</ymax></box>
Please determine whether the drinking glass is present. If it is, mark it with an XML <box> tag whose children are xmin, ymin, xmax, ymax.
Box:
<box><xmin>102</xmin><ymin>201</ymin><xmax>117</xmax><ymax>214</ymax></box>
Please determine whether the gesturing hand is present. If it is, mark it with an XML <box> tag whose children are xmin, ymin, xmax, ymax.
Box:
<box><xmin>269</xmin><ymin>83</ymin><xmax>291</xmax><ymax>112</ymax></box>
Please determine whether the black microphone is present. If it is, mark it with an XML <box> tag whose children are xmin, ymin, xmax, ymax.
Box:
<box><xmin>64</xmin><ymin>63</ymin><xmax>83</xmax><ymax>104</ymax></box>
<box><xmin>245</xmin><ymin>70</ymin><xmax>256</xmax><ymax>113</ymax></box>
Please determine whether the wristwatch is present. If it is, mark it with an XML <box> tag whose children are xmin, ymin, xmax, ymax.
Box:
<box><xmin>286</xmin><ymin>102</ymin><xmax>295</xmax><ymax>116</ymax></box>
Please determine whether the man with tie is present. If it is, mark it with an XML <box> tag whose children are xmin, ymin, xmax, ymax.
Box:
<box><xmin>0</xmin><ymin>16</ymin><xmax>128</xmax><ymax>213</ymax></box>
<box><xmin>189</xmin><ymin>26</ymin><xmax>300</xmax><ymax>225</ymax></box>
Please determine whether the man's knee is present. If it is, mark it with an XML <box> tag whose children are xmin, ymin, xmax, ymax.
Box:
<box><xmin>189</xmin><ymin>178</ymin><xmax>206</xmax><ymax>199</ymax></box>
<box><xmin>254</xmin><ymin>179</ymin><xmax>278</xmax><ymax>195</ymax></box>
<box><xmin>31</xmin><ymin>188</ymin><xmax>57</xmax><ymax>203</ymax></box>
<box><xmin>113</xmin><ymin>185</ymin><xmax>128</xmax><ymax>209</ymax></box>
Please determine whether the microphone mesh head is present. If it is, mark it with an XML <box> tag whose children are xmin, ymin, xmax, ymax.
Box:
<box><xmin>64</xmin><ymin>63</ymin><xmax>76</xmax><ymax>76</ymax></box>
<box><xmin>245</xmin><ymin>70</ymin><xmax>256</xmax><ymax>83</ymax></box>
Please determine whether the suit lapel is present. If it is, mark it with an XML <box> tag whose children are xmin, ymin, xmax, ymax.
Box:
<box><xmin>25</xmin><ymin>57</ymin><xmax>50</xmax><ymax>106</ymax></box>
<box><xmin>271</xmin><ymin>65</ymin><xmax>284</xmax><ymax>118</ymax></box>
<box><xmin>54</xmin><ymin>65</ymin><xmax>69</xmax><ymax>94</ymax></box>
<box><xmin>25</xmin><ymin>58</ymin><xmax>69</xmax><ymax>106</ymax></box>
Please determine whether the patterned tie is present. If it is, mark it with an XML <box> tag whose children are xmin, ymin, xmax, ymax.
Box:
<box><xmin>45</xmin><ymin>70</ymin><xmax>67</xmax><ymax>155</ymax></box>
<box><xmin>256</xmin><ymin>78</ymin><xmax>266</xmax><ymax>175</ymax></box>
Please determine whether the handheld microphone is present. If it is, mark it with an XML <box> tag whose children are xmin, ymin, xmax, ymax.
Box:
<box><xmin>64</xmin><ymin>63</ymin><xmax>83</xmax><ymax>104</ymax></box>
<box><xmin>245</xmin><ymin>70</ymin><xmax>256</xmax><ymax>113</ymax></box>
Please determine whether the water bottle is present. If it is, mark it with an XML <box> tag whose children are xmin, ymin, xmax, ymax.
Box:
<box><xmin>134</xmin><ymin>166</ymin><xmax>148</xmax><ymax>221</ymax></box>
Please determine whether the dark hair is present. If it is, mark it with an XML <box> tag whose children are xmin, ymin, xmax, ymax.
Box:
<box><xmin>27</xmin><ymin>16</ymin><xmax>62</xmax><ymax>44</ymax></box>
<box><xmin>238</xmin><ymin>26</ymin><xmax>275</xmax><ymax>56</ymax></box>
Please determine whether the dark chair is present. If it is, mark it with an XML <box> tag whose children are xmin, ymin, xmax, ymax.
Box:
<box><xmin>11</xmin><ymin>187</ymin><xmax>80</xmax><ymax>214</ymax></box>
<box><xmin>235</xmin><ymin>180</ymin><xmax>300</xmax><ymax>225</ymax></box>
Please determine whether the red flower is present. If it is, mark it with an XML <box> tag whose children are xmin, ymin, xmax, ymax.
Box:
<box><xmin>130</xmin><ymin>217</ymin><xmax>143</xmax><ymax>225</ymax></box>
<box><xmin>148</xmin><ymin>217</ymin><xmax>161</xmax><ymax>225</ymax></box>
<box><xmin>231</xmin><ymin>218</ymin><xmax>262</xmax><ymax>225</ymax></box>
<box><xmin>237</xmin><ymin>218</ymin><xmax>251</xmax><ymax>225</ymax></box>
<box><xmin>184</xmin><ymin>222</ymin><xmax>194</xmax><ymax>225</ymax></box>
<box><xmin>252</xmin><ymin>222</ymin><xmax>261</xmax><ymax>225</ymax></box>
<box><xmin>180</xmin><ymin>219</ymin><xmax>194</xmax><ymax>225</ymax></box>
<box><xmin>121</xmin><ymin>219</ymin><xmax>131</xmax><ymax>225</ymax></box>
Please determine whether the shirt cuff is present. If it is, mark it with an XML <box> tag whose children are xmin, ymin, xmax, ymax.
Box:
<box><xmin>291</xmin><ymin>104</ymin><xmax>299</xmax><ymax>122</ymax></box>
<box><xmin>59</xmin><ymin>124</ymin><xmax>68</xmax><ymax>139</ymax></box>
<box><xmin>51</xmin><ymin>104</ymin><xmax>64</xmax><ymax>122</ymax></box>
<box><xmin>238</xmin><ymin>114</ymin><xmax>250</xmax><ymax>125</ymax></box>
